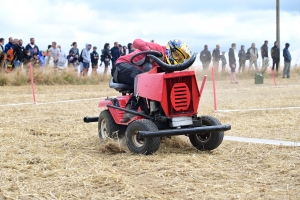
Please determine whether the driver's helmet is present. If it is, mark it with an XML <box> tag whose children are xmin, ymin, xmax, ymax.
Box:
<box><xmin>165</xmin><ymin>39</ymin><xmax>191</xmax><ymax>65</ymax></box>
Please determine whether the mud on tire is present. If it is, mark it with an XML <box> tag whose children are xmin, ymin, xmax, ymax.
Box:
<box><xmin>189</xmin><ymin>116</ymin><xmax>224</xmax><ymax>151</ymax></box>
<box><xmin>125</xmin><ymin>119</ymin><xmax>161</xmax><ymax>155</ymax></box>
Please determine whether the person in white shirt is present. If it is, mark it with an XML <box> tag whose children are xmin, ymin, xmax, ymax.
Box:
<box><xmin>57</xmin><ymin>45</ymin><xmax>67</xmax><ymax>69</ymax></box>
<box><xmin>49</xmin><ymin>42</ymin><xmax>60</xmax><ymax>67</ymax></box>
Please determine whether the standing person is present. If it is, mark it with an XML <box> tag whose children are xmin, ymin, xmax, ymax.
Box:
<box><xmin>199</xmin><ymin>45</ymin><xmax>211</xmax><ymax>70</ymax></box>
<box><xmin>271</xmin><ymin>41</ymin><xmax>280</xmax><ymax>72</ymax></box>
<box><xmin>49</xmin><ymin>42</ymin><xmax>60</xmax><ymax>67</ymax></box>
<box><xmin>0</xmin><ymin>38</ymin><xmax>5</xmax><ymax>70</ymax></box>
<box><xmin>238</xmin><ymin>45</ymin><xmax>246</xmax><ymax>73</ymax></box>
<box><xmin>0</xmin><ymin>38</ymin><xmax>4</xmax><ymax>53</ymax></box>
<box><xmin>57</xmin><ymin>45</ymin><xmax>67</xmax><ymax>69</ymax></box>
<box><xmin>229</xmin><ymin>43</ymin><xmax>238</xmax><ymax>84</ymax></box>
<box><xmin>70</xmin><ymin>42</ymin><xmax>80</xmax><ymax>58</ymax></box>
<box><xmin>128</xmin><ymin>43</ymin><xmax>134</xmax><ymax>54</ymax></box>
<box><xmin>282</xmin><ymin>43</ymin><xmax>291</xmax><ymax>79</ymax></box>
<box><xmin>212</xmin><ymin>44</ymin><xmax>220</xmax><ymax>71</ymax></box>
<box><xmin>100</xmin><ymin>43</ymin><xmax>112</xmax><ymax>75</ymax></box>
<box><xmin>123</xmin><ymin>46</ymin><xmax>127</xmax><ymax>55</ymax></box>
<box><xmin>81</xmin><ymin>44</ymin><xmax>92</xmax><ymax>76</ymax></box>
<box><xmin>13</xmin><ymin>39</ymin><xmax>25</xmax><ymax>69</ymax></box>
<box><xmin>220</xmin><ymin>51</ymin><xmax>227</xmax><ymax>73</ymax></box>
<box><xmin>90</xmin><ymin>46</ymin><xmax>99</xmax><ymax>74</ymax></box>
<box><xmin>261</xmin><ymin>40</ymin><xmax>269</xmax><ymax>73</ymax></box>
<box><xmin>249</xmin><ymin>43</ymin><xmax>259</xmax><ymax>71</ymax></box>
<box><xmin>110</xmin><ymin>42</ymin><xmax>121</xmax><ymax>67</ymax></box>
<box><xmin>5</xmin><ymin>37</ymin><xmax>15</xmax><ymax>72</ymax></box>
<box><xmin>45</xmin><ymin>45</ymin><xmax>52</xmax><ymax>66</ymax></box>
<box><xmin>25</xmin><ymin>38</ymin><xmax>39</xmax><ymax>57</ymax></box>
<box><xmin>4</xmin><ymin>37</ymin><xmax>14</xmax><ymax>53</ymax></box>
<box><xmin>119</xmin><ymin>44</ymin><xmax>125</xmax><ymax>56</ymax></box>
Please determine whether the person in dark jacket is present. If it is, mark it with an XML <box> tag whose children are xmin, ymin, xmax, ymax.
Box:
<box><xmin>5</xmin><ymin>37</ymin><xmax>14</xmax><ymax>53</ymax></box>
<box><xmin>128</xmin><ymin>43</ymin><xmax>134</xmax><ymax>54</ymax></box>
<box><xmin>282</xmin><ymin>43</ymin><xmax>292</xmax><ymax>78</ymax></box>
<box><xmin>200</xmin><ymin>45</ymin><xmax>211</xmax><ymax>70</ymax></box>
<box><xmin>90</xmin><ymin>46</ymin><xmax>99</xmax><ymax>73</ymax></box>
<box><xmin>13</xmin><ymin>39</ymin><xmax>25</xmax><ymax>69</ymax></box>
<box><xmin>22</xmin><ymin>50</ymin><xmax>32</xmax><ymax>65</ymax></box>
<box><xmin>271</xmin><ymin>41</ymin><xmax>280</xmax><ymax>72</ymax></box>
<box><xmin>238</xmin><ymin>45</ymin><xmax>246</xmax><ymax>73</ymax></box>
<box><xmin>67</xmin><ymin>50</ymin><xmax>78</xmax><ymax>68</ymax></box>
<box><xmin>261</xmin><ymin>40</ymin><xmax>269</xmax><ymax>73</ymax></box>
<box><xmin>261</xmin><ymin>40</ymin><xmax>269</xmax><ymax>58</ymax></box>
<box><xmin>101</xmin><ymin>43</ymin><xmax>112</xmax><ymax>75</ymax></box>
<box><xmin>110</xmin><ymin>42</ymin><xmax>121</xmax><ymax>67</ymax></box>
<box><xmin>212</xmin><ymin>44</ymin><xmax>220</xmax><ymax>70</ymax></box>
<box><xmin>220</xmin><ymin>51</ymin><xmax>227</xmax><ymax>73</ymax></box>
<box><xmin>228</xmin><ymin>43</ymin><xmax>237</xmax><ymax>83</ymax></box>
<box><xmin>123</xmin><ymin>46</ymin><xmax>127</xmax><ymax>55</ymax></box>
<box><xmin>25</xmin><ymin>38</ymin><xmax>39</xmax><ymax>57</ymax></box>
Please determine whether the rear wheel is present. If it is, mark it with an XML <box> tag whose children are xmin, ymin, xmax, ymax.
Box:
<box><xmin>189</xmin><ymin>116</ymin><xmax>224</xmax><ymax>151</ymax></box>
<box><xmin>98</xmin><ymin>110</ymin><xmax>125</xmax><ymax>142</ymax></box>
<box><xmin>126</xmin><ymin>119</ymin><xmax>161</xmax><ymax>155</ymax></box>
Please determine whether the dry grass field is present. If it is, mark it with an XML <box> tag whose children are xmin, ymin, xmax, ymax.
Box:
<box><xmin>0</xmin><ymin>72</ymin><xmax>300</xmax><ymax>199</ymax></box>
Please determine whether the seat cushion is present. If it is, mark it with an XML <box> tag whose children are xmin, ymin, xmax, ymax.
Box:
<box><xmin>109</xmin><ymin>78</ymin><xmax>134</xmax><ymax>90</ymax></box>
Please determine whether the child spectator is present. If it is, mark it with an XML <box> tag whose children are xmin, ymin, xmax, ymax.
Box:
<box><xmin>67</xmin><ymin>50</ymin><xmax>78</xmax><ymax>68</ymax></box>
<box><xmin>22</xmin><ymin>50</ymin><xmax>32</xmax><ymax>65</ymax></box>
<box><xmin>38</xmin><ymin>50</ymin><xmax>45</xmax><ymax>67</ymax></box>
<box><xmin>31</xmin><ymin>52</ymin><xmax>41</xmax><ymax>67</ymax></box>
<box><xmin>90</xmin><ymin>46</ymin><xmax>99</xmax><ymax>74</ymax></box>
<box><xmin>220</xmin><ymin>51</ymin><xmax>227</xmax><ymax>73</ymax></box>
<box><xmin>57</xmin><ymin>45</ymin><xmax>67</xmax><ymax>69</ymax></box>
<box><xmin>45</xmin><ymin>44</ymin><xmax>52</xmax><ymax>65</ymax></box>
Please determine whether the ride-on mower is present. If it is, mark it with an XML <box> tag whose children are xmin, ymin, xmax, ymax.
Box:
<box><xmin>84</xmin><ymin>51</ymin><xmax>231</xmax><ymax>155</ymax></box>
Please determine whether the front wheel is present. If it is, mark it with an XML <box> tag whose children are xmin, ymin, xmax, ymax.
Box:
<box><xmin>189</xmin><ymin>116</ymin><xmax>224</xmax><ymax>151</ymax></box>
<box><xmin>98</xmin><ymin>110</ymin><xmax>125</xmax><ymax>142</ymax></box>
<box><xmin>125</xmin><ymin>119</ymin><xmax>161</xmax><ymax>155</ymax></box>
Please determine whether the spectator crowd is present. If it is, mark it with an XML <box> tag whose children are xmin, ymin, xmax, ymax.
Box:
<box><xmin>0</xmin><ymin>37</ymin><xmax>137</xmax><ymax>76</ymax></box>
<box><xmin>0</xmin><ymin>37</ymin><xmax>292</xmax><ymax>80</ymax></box>
<box><xmin>200</xmin><ymin>40</ymin><xmax>292</xmax><ymax>82</ymax></box>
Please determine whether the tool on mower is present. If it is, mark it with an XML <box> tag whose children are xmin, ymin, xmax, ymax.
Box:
<box><xmin>84</xmin><ymin>50</ymin><xmax>231</xmax><ymax>155</ymax></box>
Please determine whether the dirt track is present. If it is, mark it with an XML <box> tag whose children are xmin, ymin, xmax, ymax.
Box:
<box><xmin>0</xmin><ymin>77</ymin><xmax>300</xmax><ymax>199</ymax></box>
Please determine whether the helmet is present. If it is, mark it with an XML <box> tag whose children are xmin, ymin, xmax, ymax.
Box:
<box><xmin>165</xmin><ymin>39</ymin><xmax>191</xmax><ymax>65</ymax></box>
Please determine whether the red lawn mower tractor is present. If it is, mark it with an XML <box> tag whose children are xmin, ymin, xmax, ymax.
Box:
<box><xmin>84</xmin><ymin>51</ymin><xmax>231</xmax><ymax>155</ymax></box>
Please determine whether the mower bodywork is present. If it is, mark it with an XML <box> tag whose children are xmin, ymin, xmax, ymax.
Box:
<box><xmin>84</xmin><ymin>52</ymin><xmax>231</xmax><ymax>155</ymax></box>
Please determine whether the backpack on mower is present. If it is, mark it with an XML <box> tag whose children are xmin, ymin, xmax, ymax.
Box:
<box><xmin>84</xmin><ymin>51</ymin><xmax>231</xmax><ymax>155</ymax></box>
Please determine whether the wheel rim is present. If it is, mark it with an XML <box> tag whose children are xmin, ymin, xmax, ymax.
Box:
<box><xmin>196</xmin><ymin>132</ymin><xmax>211</xmax><ymax>142</ymax></box>
<box><xmin>132</xmin><ymin>130</ymin><xmax>144</xmax><ymax>147</ymax></box>
<box><xmin>100</xmin><ymin>119</ymin><xmax>108</xmax><ymax>139</ymax></box>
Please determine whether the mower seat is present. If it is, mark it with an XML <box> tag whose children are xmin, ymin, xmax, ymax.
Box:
<box><xmin>109</xmin><ymin>78</ymin><xmax>134</xmax><ymax>93</ymax></box>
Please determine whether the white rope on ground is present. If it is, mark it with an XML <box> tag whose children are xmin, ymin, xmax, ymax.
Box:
<box><xmin>0</xmin><ymin>97</ymin><xmax>107</xmax><ymax>107</ymax></box>
<box><xmin>217</xmin><ymin>106</ymin><xmax>300</xmax><ymax>113</ymax></box>
<box><xmin>224</xmin><ymin>136</ymin><xmax>300</xmax><ymax>147</ymax></box>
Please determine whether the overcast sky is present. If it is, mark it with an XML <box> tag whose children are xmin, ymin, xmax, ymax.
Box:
<box><xmin>1</xmin><ymin>0</ymin><xmax>299</xmax><ymax>66</ymax></box>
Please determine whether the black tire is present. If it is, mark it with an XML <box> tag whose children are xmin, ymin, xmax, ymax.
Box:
<box><xmin>125</xmin><ymin>119</ymin><xmax>161</xmax><ymax>155</ymax></box>
<box><xmin>189</xmin><ymin>116</ymin><xmax>224</xmax><ymax>151</ymax></box>
<box><xmin>98</xmin><ymin>110</ymin><xmax>126</xmax><ymax>142</ymax></box>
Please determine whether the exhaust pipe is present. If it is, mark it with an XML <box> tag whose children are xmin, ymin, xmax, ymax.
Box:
<box><xmin>138</xmin><ymin>124</ymin><xmax>231</xmax><ymax>139</ymax></box>
<box><xmin>83</xmin><ymin>116</ymin><xmax>99</xmax><ymax>123</ymax></box>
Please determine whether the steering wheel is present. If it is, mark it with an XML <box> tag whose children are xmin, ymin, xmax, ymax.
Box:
<box><xmin>130</xmin><ymin>50</ymin><xmax>163</xmax><ymax>66</ymax></box>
